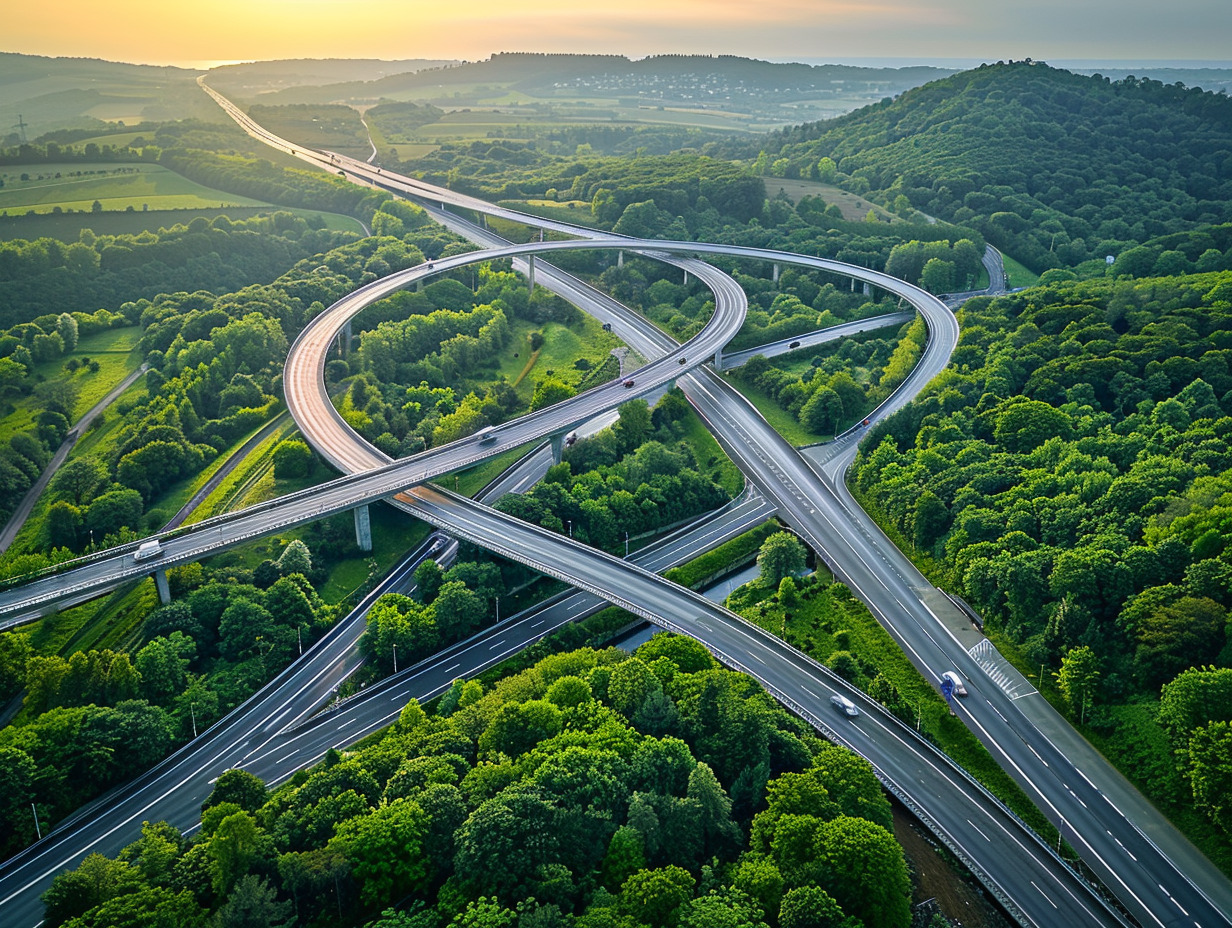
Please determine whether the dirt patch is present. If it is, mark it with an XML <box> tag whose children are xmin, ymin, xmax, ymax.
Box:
<box><xmin>893</xmin><ymin>804</ymin><xmax>1013</xmax><ymax>928</ymax></box>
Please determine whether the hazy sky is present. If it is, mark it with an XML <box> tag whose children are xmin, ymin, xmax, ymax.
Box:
<box><xmin>9</xmin><ymin>0</ymin><xmax>1232</xmax><ymax>68</ymax></box>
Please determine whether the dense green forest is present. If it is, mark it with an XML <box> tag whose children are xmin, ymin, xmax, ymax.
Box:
<box><xmin>0</xmin><ymin>215</ymin><xmax>470</xmax><ymax>857</ymax></box>
<box><xmin>34</xmin><ymin>639</ymin><xmax>908</xmax><ymax>928</ymax></box>
<box><xmin>854</xmin><ymin>270</ymin><xmax>1232</xmax><ymax>844</ymax></box>
<box><xmin>0</xmin><ymin>213</ymin><xmax>354</xmax><ymax>329</ymax></box>
<box><xmin>741</xmin><ymin>61</ymin><xmax>1232</xmax><ymax>271</ymax></box>
<box><xmin>495</xmin><ymin>399</ymin><xmax>732</xmax><ymax>551</ymax></box>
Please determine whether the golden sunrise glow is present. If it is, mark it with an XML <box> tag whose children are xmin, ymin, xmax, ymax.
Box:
<box><xmin>5</xmin><ymin>0</ymin><xmax>1229</xmax><ymax>65</ymax></box>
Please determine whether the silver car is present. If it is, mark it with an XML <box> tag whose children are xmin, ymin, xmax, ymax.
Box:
<box><xmin>830</xmin><ymin>694</ymin><xmax>860</xmax><ymax>717</ymax></box>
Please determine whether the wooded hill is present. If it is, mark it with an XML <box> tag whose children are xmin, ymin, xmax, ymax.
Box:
<box><xmin>241</xmin><ymin>52</ymin><xmax>951</xmax><ymax>107</ymax></box>
<box><xmin>746</xmin><ymin>61</ymin><xmax>1232</xmax><ymax>271</ymax></box>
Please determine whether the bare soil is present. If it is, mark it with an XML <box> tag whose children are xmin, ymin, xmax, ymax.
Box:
<box><xmin>893</xmin><ymin>805</ymin><xmax>1013</xmax><ymax>928</ymax></box>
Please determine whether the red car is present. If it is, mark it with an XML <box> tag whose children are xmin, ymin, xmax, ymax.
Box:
<box><xmin>623</xmin><ymin>379</ymin><xmax>635</xmax><ymax>388</ymax></box>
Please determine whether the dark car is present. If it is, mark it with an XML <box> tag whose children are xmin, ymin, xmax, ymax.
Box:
<box><xmin>789</xmin><ymin>340</ymin><xmax>801</xmax><ymax>349</ymax></box>
<box><xmin>623</xmin><ymin>379</ymin><xmax>635</xmax><ymax>388</ymax></box>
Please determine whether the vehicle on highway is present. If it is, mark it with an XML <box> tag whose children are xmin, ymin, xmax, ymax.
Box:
<box><xmin>564</xmin><ymin>432</ymin><xmax>578</xmax><ymax>447</ymax></box>
<box><xmin>623</xmin><ymin>379</ymin><xmax>635</xmax><ymax>388</ymax></box>
<box><xmin>789</xmin><ymin>340</ymin><xmax>801</xmax><ymax>349</ymax></box>
<box><xmin>476</xmin><ymin>426</ymin><xmax>496</xmax><ymax>444</ymax></box>
<box><xmin>941</xmin><ymin>670</ymin><xmax>968</xmax><ymax>696</ymax></box>
<box><xmin>133</xmin><ymin>540</ymin><xmax>163</xmax><ymax>562</ymax></box>
<box><xmin>830</xmin><ymin>694</ymin><xmax>860</xmax><ymax>717</ymax></box>
<box><xmin>678</xmin><ymin>357</ymin><xmax>687</xmax><ymax>364</ymax></box>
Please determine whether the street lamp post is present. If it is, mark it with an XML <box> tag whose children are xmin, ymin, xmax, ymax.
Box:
<box><xmin>190</xmin><ymin>701</ymin><xmax>198</xmax><ymax>738</ymax></box>
<box><xmin>393</xmin><ymin>643</ymin><xmax>398</xmax><ymax>674</ymax></box>
<box><xmin>624</xmin><ymin>531</ymin><xmax>629</xmax><ymax>558</ymax></box>
<box><xmin>566</xmin><ymin>520</ymin><xmax>572</xmax><ymax>539</ymax></box>
<box><xmin>31</xmin><ymin>803</ymin><xmax>40</xmax><ymax>840</ymax></box>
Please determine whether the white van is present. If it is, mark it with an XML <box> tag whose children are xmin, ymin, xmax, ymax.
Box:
<box><xmin>133</xmin><ymin>540</ymin><xmax>163</xmax><ymax>562</ymax></box>
<box><xmin>940</xmin><ymin>671</ymin><xmax>968</xmax><ymax>697</ymax></box>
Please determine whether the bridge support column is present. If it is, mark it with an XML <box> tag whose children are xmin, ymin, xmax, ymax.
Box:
<box><xmin>683</xmin><ymin>269</ymin><xmax>689</xmax><ymax>285</ymax></box>
<box><xmin>713</xmin><ymin>349</ymin><xmax>723</xmax><ymax>372</ymax></box>
<box><xmin>416</xmin><ymin>278</ymin><xmax>424</xmax><ymax>292</ymax></box>
<box><xmin>153</xmin><ymin>569</ymin><xmax>171</xmax><ymax>605</ymax></box>
<box><xmin>772</xmin><ymin>263</ymin><xmax>780</xmax><ymax>283</ymax></box>
<box><xmin>863</xmin><ymin>281</ymin><xmax>871</xmax><ymax>296</ymax></box>
<box><xmin>617</xmin><ymin>251</ymin><xmax>624</xmax><ymax>268</ymax></box>
<box><xmin>340</xmin><ymin>321</ymin><xmax>352</xmax><ymax>355</ymax></box>
<box><xmin>527</xmin><ymin>255</ymin><xmax>536</xmax><ymax>294</ymax></box>
<box><xmin>353</xmin><ymin>505</ymin><xmax>373</xmax><ymax>552</ymax></box>
<box><xmin>550</xmin><ymin>433</ymin><xmax>565</xmax><ymax>464</ymax></box>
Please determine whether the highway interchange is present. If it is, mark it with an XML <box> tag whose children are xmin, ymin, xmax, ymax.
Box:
<box><xmin>0</xmin><ymin>85</ymin><xmax>1228</xmax><ymax>928</ymax></box>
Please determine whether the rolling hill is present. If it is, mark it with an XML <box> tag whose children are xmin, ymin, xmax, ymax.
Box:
<box><xmin>748</xmin><ymin>60</ymin><xmax>1232</xmax><ymax>270</ymax></box>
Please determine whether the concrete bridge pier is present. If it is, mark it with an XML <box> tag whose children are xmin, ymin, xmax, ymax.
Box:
<box><xmin>527</xmin><ymin>255</ymin><xmax>536</xmax><ymax>294</ymax></box>
<box><xmin>354</xmin><ymin>505</ymin><xmax>373</xmax><ymax>552</ymax></box>
<box><xmin>550</xmin><ymin>433</ymin><xmax>565</xmax><ymax>464</ymax></box>
<box><xmin>713</xmin><ymin>349</ymin><xmax>723</xmax><ymax>372</ymax></box>
<box><xmin>153</xmin><ymin>569</ymin><xmax>171</xmax><ymax>605</ymax></box>
<box><xmin>772</xmin><ymin>263</ymin><xmax>780</xmax><ymax>283</ymax></box>
<box><xmin>617</xmin><ymin>251</ymin><xmax>624</xmax><ymax>268</ymax></box>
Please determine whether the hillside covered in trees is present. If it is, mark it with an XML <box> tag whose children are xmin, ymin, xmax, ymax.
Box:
<box><xmin>34</xmin><ymin>639</ymin><xmax>910</xmax><ymax>928</ymax></box>
<box><xmin>854</xmin><ymin>270</ymin><xmax>1232</xmax><ymax>852</ymax></box>
<box><xmin>747</xmin><ymin>61</ymin><xmax>1232</xmax><ymax>271</ymax></box>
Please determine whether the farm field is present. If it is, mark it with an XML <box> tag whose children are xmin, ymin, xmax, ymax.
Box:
<box><xmin>0</xmin><ymin>162</ymin><xmax>270</xmax><ymax>215</ymax></box>
<box><xmin>0</xmin><ymin>206</ymin><xmax>365</xmax><ymax>242</ymax></box>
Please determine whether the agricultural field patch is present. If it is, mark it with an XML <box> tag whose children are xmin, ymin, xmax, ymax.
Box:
<box><xmin>0</xmin><ymin>162</ymin><xmax>270</xmax><ymax>215</ymax></box>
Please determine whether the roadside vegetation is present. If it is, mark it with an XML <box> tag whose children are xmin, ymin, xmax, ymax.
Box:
<box><xmin>854</xmin><ymin>271</ymin><xmax>1232</xmax><ymax>871</ymax></box>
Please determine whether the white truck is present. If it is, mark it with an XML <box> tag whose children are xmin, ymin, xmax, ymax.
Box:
<box><xmin>133</xmin><ymin>540</ymin><xmax>164</xmax><ymax>562</ymax></box>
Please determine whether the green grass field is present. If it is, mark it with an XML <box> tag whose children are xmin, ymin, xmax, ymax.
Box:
<box><xmin>495</xmin><ymin>200</ymin><xmax>606</xmax><ymax>230</ymax></box>
<box><xmin>1002</xmin><ymin>252</ymin><xmax>1040</xmax><ymax>288</ymax></box>
<box><xmin>493</xmin><ymin>316</ymin><xmax>624</xmax><ymax>402</ymax></box>
<box><xmin>0</xmin><ymin>326</ymin><xmax>143</xmax><ymax>448</ymax></box>
<box><xmin>0</xmin><ymin>163</ymin><xmax>271</xmax><ymax>216</ymax></box>
<box><xmin>769</xmin><ymin>179</ymin><xmax>900</xmax><ymax>222</ymax></box>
